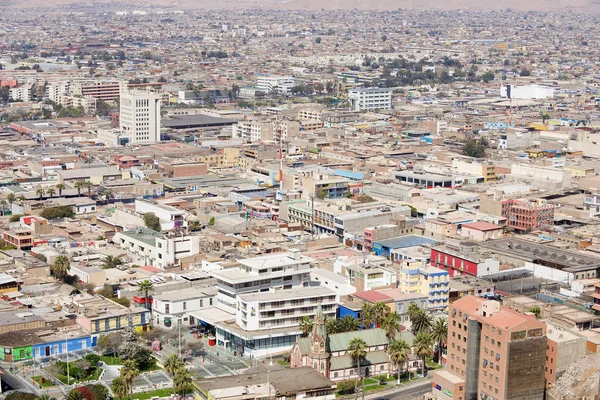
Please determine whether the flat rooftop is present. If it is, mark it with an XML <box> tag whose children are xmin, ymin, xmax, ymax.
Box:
<box><xmin>375</xmin><ymin>235</ymin><xmax>437</xmax><ymax>249</ymax></box>
<box><xmin>153</xmin><ymin>286</ymin><xmax>217</xmax><ymax>302</ymax></box>
<box><xmin>162</xmin><ymin>115</ymin><xmax>238</xmax><ymax>129</ymax></box>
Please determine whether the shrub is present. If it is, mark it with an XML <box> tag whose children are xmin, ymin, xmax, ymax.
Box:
<box><xmin>40</xmin><ymin>206</ymin><xmax>75</xmax><ymax>220</ymax></box>
<box><xmin>336</xmin><ymin>380</ymin><xmax>358</xmax><ymax>395</ymax></box>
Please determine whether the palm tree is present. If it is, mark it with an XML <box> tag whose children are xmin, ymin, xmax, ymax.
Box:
<box><xmin>120</xmin><ymin>359</ymin><xmax>140</xmax><ymax>399</ymax></box>
<box><xmin>174</xmin><ymin>366</ymin><xmax>193</xmax><ymax>397</ymax></box>
<box><xmin>84</xmin><ymin>180</ymin><xmax>92</xmax><ymax>197</ymax></box>
<box><xmin>407</xmin><ymin>302</ymin><xmax>420</xmax><ymax>320</ymax></box>
<box><xmin>338</xmin><ymin>315</ymin><xmax>360</xmax><ymax>333</ymax></box>
<box><xmin>361</xmin><ymin>303</ymin><xmax>373</xmax><ymax>329</ymax></box>
<box><xmin>430</xmin><ymin>317</ymin><xmax>448</xmax><ymax>365</ymax></box>
<box><xmin>103</xmin><ymin>189</ymin><xmax>113</xmax><ymax>203</ymax></box>
<box><xmin>299</xmin><ymin>316</ymin><xmax>313</xmax><ymax>337</ymax></box>
<box><xmin>47</xmin><ymin>188</ymin><xmax>56</xmax><ymax>198</ymax></box>
<box><xmin>111</xmin><ymin>376</ymin><xmax>127</xmax><ymax>400</ymax></box>
<box><xmin>38</xmin><ymin>394</ymin><xmax>56</xmax><ymax>400</ymax></box>
<box><xmin>164</xmin><ymin>353</ymin><xmax>184</xmax><ymax>395</ymax></box>
<box><xmin>65</xmin><ymin>391</ymin><xmax>86</xmax><ymax>400</ymax></box>
<box><xmin>348</xmin><ymin>337</ymin><xmax>367</xmax><ymax>400</ymax></box>
<box><xmin>411</xmin><ymin>309</ymin><xmax>433</xmax><ymax>335</ymax></box>
<box><xmin>74</xmin><ymin>181</ymin><xmax>85</xmax><ymax>196</ymax></box>
<box><xmin>56</xmin><ymin>183</ymin><xmax>66</xmax><ymax>197</ymax></box>
<box><xmin>325</xmin><ymin>317</ymin><xmax>338</xmax><ymax>334</ymax></box>
<box><xmin>388</xmin><ymin>339</ymin><xmax>411</xmax><ymax>385</ymax></box>
<box><xmin>52</xmin><ymin>255</ymin><xmax>70</xmax><ymax>279</ymax></box>
<box><xmin>413</xmin><ymin>332</ymin><xmax>433</xmax><ymax>377</ymax></box>
<box><xmin>137</xmin><ymin>280</ymin><xmax>154</xmax><ymax>311</ymax></box>
<box><xmin>17</xmin><ymin>195</ymin><xmax>26</xmax><ymax>205</ymax></box>
<box><xmin>0</xmin><ymin>200</ymin><xmax>6</xmax><ymax>216</ymax></box>
<box><xmin>101</xmin><ymin>255</ymin><xmax>124</xmax><ymax>269</ymax></box>
<box><xmin>35</xmin><ymin>188</ymin><xmax>45</xmax><ymax>200</ymax></box>
<box><xmin>371</xmin><ymin>301</ymin><xmax>389</xmax><ymax>328</ymax></box>
<box><xmin>6</xmin><ymin>192</ymin><xmax>15</xmax><ymax>207</ymax></box>
<box><xmin>381</xmin><ymin>312</ymin><xmax>401</xmax><ymax>341</ymax></box>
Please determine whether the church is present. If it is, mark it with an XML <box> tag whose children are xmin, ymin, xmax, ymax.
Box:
<box><xmin>290</xmin><ymin>304</ymin><xmax>391</xmax><ymax>382</ymax></box>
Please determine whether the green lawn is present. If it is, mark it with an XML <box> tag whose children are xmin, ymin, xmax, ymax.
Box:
<box><xmin>276</xmin><ymin>359</ymin><xmax>290</xmax><ymax>368</ymax></box>
<box><xmin>119</xmin><ymin>388</ymin><xmax>188</xmax><ymax>400</ymax></box>
<box><xmin>363</xmin><ymin>378</ymin><xmax>379</xmax><ymax>385</ymax></box>
<box><xmin>363</xmin><ymin>385</ymin><xmax>387</xmax><ymax>392</ymax></box>
<box><xmin>100</xmin><ymin>355</ymin><xmax>122</xmax><ymax>365</ymax></box>
<box><xmin>32</xmin><ymin>376</ymin><xmax>54</xmax><ymax>387</ymax></box>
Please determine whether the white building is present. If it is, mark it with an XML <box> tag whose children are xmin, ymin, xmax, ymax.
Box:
<box><xmin>348</xmin><ymin>87</ymin><xmax>393</xmax><ymax>111</ymax></box>
<box><xmin>236</xmin><ymin>286</ymin><xmax>337</xmax><ymax>331</ymax></box>
<box><xmin>256</xmin><ymin>75</ymin><xmax>294</xmax><ymax>96</ymax></box>
<box><xmin>10</xmin><ymin>83</ymin><xmax>34</xmax><ymax>102</ymax></box>
<box><xmin>152</xmin><ymin>286</ymin><xmax>217</xmax><ymax>328</ymax></box>
<box><xmin>46</xmin><ymin>81</ymin><xmax>71</xmax><ymax>103</ymax></box>
<box><xmin>112</xmin><ymin>227</ymin><xmax>200</xmax><ymax>269</ymax></box>
<box><xmin>500</xmin><ymin>84</ymin><xmax>555</xmax><ymax>100</ymax></box>
<box><xmin>134</xmin><ymin>199</ymin><xmax>187</xmax><ymax>231</ymax></box>
<box><xmin>120</xmin><ymin>90</ymin><xmax>161</xmax><ymax>144</ymax></box>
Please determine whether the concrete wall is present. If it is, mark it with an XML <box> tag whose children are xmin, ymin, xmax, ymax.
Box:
<box><xmin>524</xmin><ymin>262</ymin><xmax>572</xmax><ymax>284</ymax></box>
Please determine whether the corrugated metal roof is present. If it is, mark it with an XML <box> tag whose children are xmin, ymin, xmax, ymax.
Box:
<box><xmin>328</xmin><ymin>328</ymin><xmax>388</xmax><ymax>352</ymax></box>
<box><xmin>330</xmin><ymin>350</ymin><xmax>389</xmax><ymax>370</ymax></box>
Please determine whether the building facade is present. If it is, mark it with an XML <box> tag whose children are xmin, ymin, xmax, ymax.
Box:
<box><xmin>120</xmin><ymin>90</ymin><xmax>161</xmax><ymax>144</ymax></box>
<box><xmin>348</xmin><ymin>88</ymin><xmax>393</xmax><ymax>111</ymax></box>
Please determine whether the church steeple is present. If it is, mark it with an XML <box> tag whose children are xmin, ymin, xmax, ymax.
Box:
<box><xmin>312</xmin><ymin>302</ymin><xmax>327</xmax><ymax>341</ymax></box>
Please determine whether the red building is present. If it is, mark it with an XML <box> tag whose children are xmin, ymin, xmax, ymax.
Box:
<box><xmin>507</xmin><ymin>201</ymin><xmax>554</xmax><ymax>232</ymax></box>
<box><xmin>430</xmin><ymin>243</ymin><xmax>499</xmax><ymax>278</ymax></box>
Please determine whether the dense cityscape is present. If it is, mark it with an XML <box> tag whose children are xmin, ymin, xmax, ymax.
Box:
<box><xmin>0</xmin><ymin>5</ymin><xmax>600</xmax><ymax>400</ymax></box>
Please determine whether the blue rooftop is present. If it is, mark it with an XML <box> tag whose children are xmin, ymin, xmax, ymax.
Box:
<box><xmin>334</xmin><ymin>170</ymin><xmax>365</xmax><ymax>180</ymax></box>
<box><xmin>374</xmin><ymin>235</ymin><xmax>437</xmax><ymax>249</ymax></box>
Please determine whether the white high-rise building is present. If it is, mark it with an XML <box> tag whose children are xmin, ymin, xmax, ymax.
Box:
<box><xmin>256</xmin><ymin>74</ymin><xmax>295</xmax><ymax>96</ymax></box>
<box><xmin>348</xmin><ymin>87</ymin><xmax>393</xmax><ymax>111</ymax></box>
<box><xmin>120</xmin><ymin>90</ymin><xmax>161</xmax><ymax>144</ymax></box>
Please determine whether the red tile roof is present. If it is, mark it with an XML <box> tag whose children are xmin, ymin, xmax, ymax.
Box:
<box><xmin>462</xmin><ymin>221</ymin><xmax>502</xmax><ymax>231</ymax></box>
<box><xmin>353</xmin><ymin>290</ymin><xmax>394</xmax><ymax>304</ymax></box>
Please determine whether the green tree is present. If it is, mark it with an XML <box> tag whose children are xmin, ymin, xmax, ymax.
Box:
<box><xmin>137</xmin><ymin>280</ymin><xmax>154</xmax><ymax>311</ymax></box>
<box><xmin>47</xmin><ymin>188</ymin><xmax>56</xmax><ymax>198</ymax></box>
<box><xmin>407</xmin><ymin>302</ymin><xmax>420</xmax><ymax>320</ymax></box>
<box><xmin>361</xmin><ymin>303</ymin><xmax>373</xmax><ymax>329</ymax></box>
<box><xmin>208</xmin><ymin>216</ymin><xmax>215</xmax><ymax>226</ymax></box>
<box><xmin>338</xmin><ymin>315</ymin><xmax>360</xmax><ymax>332</ymax></box>
<box><xmin>174</xmin><ymin>366</ymin><xmax>193</xmax><ymax>396</ymax></box>
<box><xmin>482</xmin><ymin>71</ymin><xmax>495</xmax><ymax>83</ymax></box>
<box><xmin>413</xmin><ymin>332</ymin><xmax>433</xmax><ymax>376</ymax></box>
<box><xmin>74</xmin><ymin>181</ymin><xmax>85</xmax><ymax>196</ymax></box>
<box><xmin>56</xmin><ymin>183</ymin><xmax>65</xmax><ymax>197</ymax></box>
<box><xmin>52</xmin><ymin>255</ymin><xmax>70</xmax><ymax>279</ymax></box>
<box><xmin>462</xmin><ymin>139</ymin><xmax>486</xmax><ymax>158</ymax></box>
<box><xmin>371</xmin><ymin>301</ymin><xmax>389</xmax><ymax>328</ymax></box>
<box><xmin>111</xmin><ymin>377</ymin><xmax>127</xmax><ymax>400</ymax></box>
<box><xmin>36</xmin><ymin>188</ymin><xmax>45</xmax><ymax>200</ymax></box>
<box><xmin>299</xmin><ymin>316</ymin><xmax>313</xmax><ymax>337</ymax></box>
<box><xmin>315</xmin><ymin>37</ymin><xmax>322</xmax><ymax>44</ymax></box>
<box><xmin>520</xmin><ymin>68</ymin><xmax>531</xmax><ymax>77</ymax></box>
<box><xmin>101</xmin><ymin>255</ymin><xmax>124</xmax><ymax>269</ymax></box>
<box><xmin>326</xmin><ymin>318</ymin><xmax>338</xmax><ymax>334</ymax></box>
<box><xmin>120</xmin><ymin>359</ymin><xmax>140</xmax><ymax>399</ymax></box>
<box><xmin>430</xmin><ymin>317</ymin><xmax>448</xmax><ymax>364</ymax></box>
<box><xmin>410</xmin><ymin>309</ymin><xmax>433</xmax><ymax>335</ymax></box>
<box><xmin>381</xmin><ymin>312</ymin><xmax>401</xmax><ymax>341</ymax></box>
<box><xmin>6</xmin><ymin>192</ymin><xmax>16</xmax><ymax>207</ymax></box>
<box><xmin>388</xmin><ymin>339</ymin><xmax>411</xmax><ymax>384</ymax></box>
<box><xmin>84</xmin><ymin>181</ymin><xmax>92</xmax><ymax>197</ymax></box>
<box><xmin>164</xmin><ymin>353</ymin><xmax>184</xmax><ymax>395</ymax></box>
<box><xmin>529</xmin><ymin>306</ymin><xmax>542</xmax><ymax>319</ymax></box>
<box><xmin>348</xmin><ymin>337</ymin><xmax>367</xmax><ymax>400</ymax></box>
<box><xmin>143</xmin><ymin>212</ymin><xmax>161</xmax><ymax>231</ymax></box>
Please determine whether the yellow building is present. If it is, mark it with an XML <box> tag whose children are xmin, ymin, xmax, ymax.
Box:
<box><xmin>399</xmin><ymin>260</ymin><xmax>449</xmax><ymax>311</ymax></box>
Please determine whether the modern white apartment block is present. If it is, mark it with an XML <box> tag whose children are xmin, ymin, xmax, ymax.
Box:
<box><xmin>134</xmin><ymin>199</ymin><xmax>187</xmax><ymax>231</ymax></box>
<box><xmin>211</xmin><ymin>249</ymin><xmax>314</xmax><ymax>314</ymax></box>
<box><xmin>236</xmin><ymin>286</ymin><xmax>337</xmax><ymax>331</ymax></box>
<box><xmin>120</xmin><ymin>90</ymin><xmax>161</xmax><ymax>144</ymax></box>
<box><xmin>256</xmin><ymin>74</ymin><xmax>295</xmax><ymax>96</ymax></box>
<box><xmin>348</xmin><ymin>87</ymin><xmax>393</xmax><ymax>111</ymax></box>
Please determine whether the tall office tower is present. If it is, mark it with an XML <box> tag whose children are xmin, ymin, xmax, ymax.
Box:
<box><xmin>431</xmin><ymin>296</ymin><xmax>547</xmax><ymax>400</ymax></box>
<box><xmin>120</xmin><ymin>90</ymin><xmax>161</xmax><ymax>144</ymax></box>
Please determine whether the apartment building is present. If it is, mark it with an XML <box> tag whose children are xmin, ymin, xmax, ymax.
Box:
<box><xmin>544</xmin><ymin>321</ymin><xmax>586</xmax><ymax>389</ymax></box>
<box><xmin>71</xmin><ymin>80</ymin><xmax>122</xmax><ymax>101</ymax></box>
<box><xmin>236</xmin><ymin>286</ymin><xmax>337</xmax><ymax>331</ymax></box>
<box><xmin>507</xmin><ymin>200</ymin><xmax>554</xmax><ymax>232</ymax></box>
<box><xmin>256</xmin><ymin>74</ymin><xmax>294</xmax><ymax>96</ymax></box>
<box><xmin>9</xmin><ymin>83</ymin><xmax>34</xmax><ymax>102</ymax></box>
<box><xmin>348</xmin><ymin>87</ymin><xmax>393</xmax><ymax>111</ymax></box>
<box><xmin>134</xmin><ymin>199</ymin><xmax>186</xmax><ymax>231</ymax></box>
<box><xmin>2</xmin><ymin>230</ymin><xmax>34</xmax><ymax>250</ymax></box>
<box><xmin>233</xmin><ymin>120</ymin><xmax>274</xmax><ymax>142</ymax></box>
<box><xmin>431</xmin><ymin>296</ymin><xmax>547</xmax><ymax>400</ymax></box>
<box><xmin>120</xmin><ymin>90</ymin><xmax>161</xmax><ymax>144</ymax></box>
<box><xmin>399</xmin><ymin>260</ymin><xmax>449</xmax><ymax>311</ymax></box>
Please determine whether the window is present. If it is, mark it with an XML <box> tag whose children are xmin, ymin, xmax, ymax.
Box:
<box><xmin>210</xmin><ymin>298</ymin><xmax>213</xmax><ymax>306</ymax></box>
<box><xmin>183</xmin><ymin>302</ymin><xmax>187</xmax><ymax>311</ymax></box>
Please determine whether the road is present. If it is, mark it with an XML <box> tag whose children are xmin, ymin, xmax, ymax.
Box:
<box><xmin>363</xmin><ymin>377</ymin><xmax>432</xmax><ymax>400</ymax></box>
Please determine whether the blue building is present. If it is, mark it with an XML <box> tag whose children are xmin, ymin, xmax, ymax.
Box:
<box><xmin>372</xmin><ymin>235</ymin><xmax>437</xmax><ymax>258</ymax></box>
<box><xmin>333</xmin><ymin>170</ymin><xmax>365</xmax><ymax>182</ymax></box>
